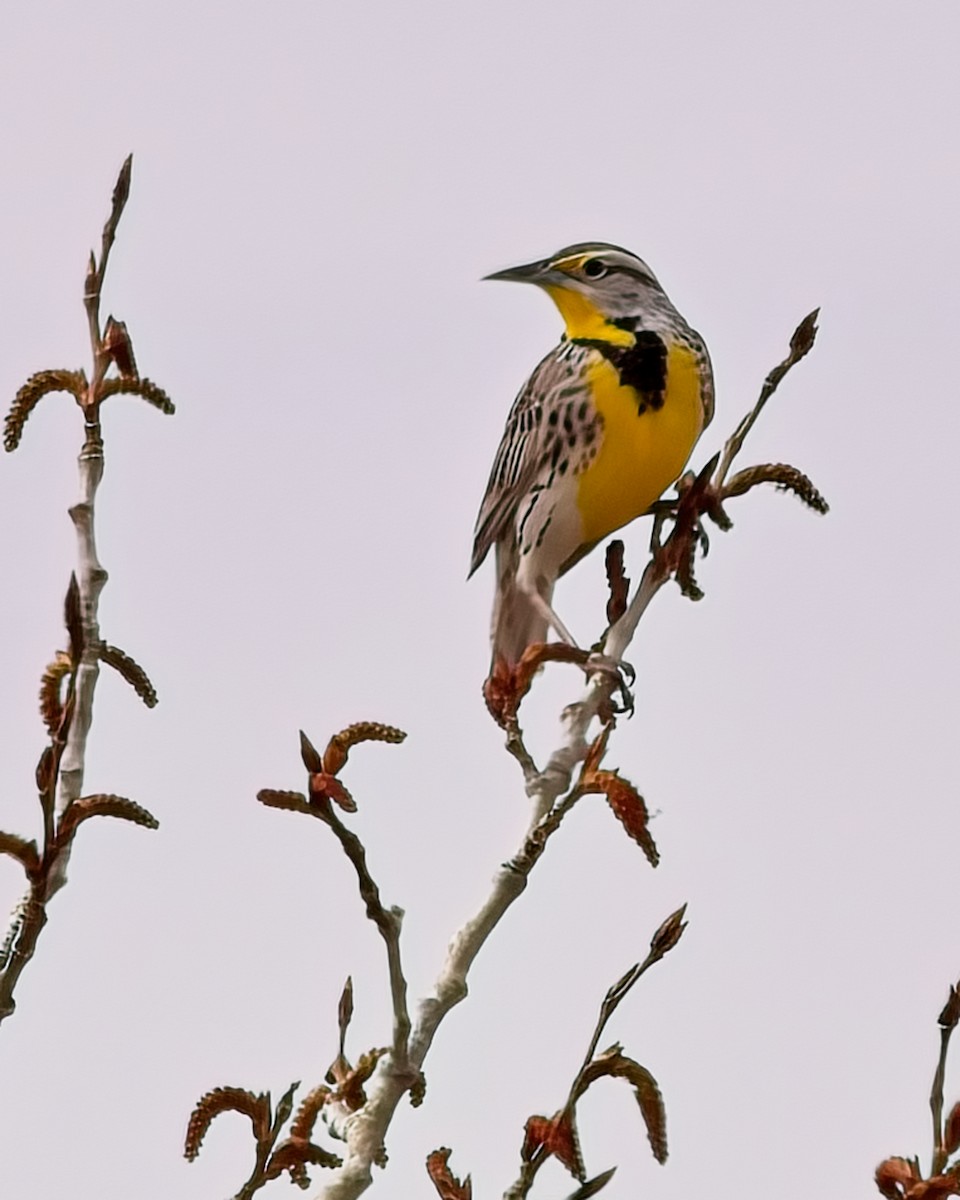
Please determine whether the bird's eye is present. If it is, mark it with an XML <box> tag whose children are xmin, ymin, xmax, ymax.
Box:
<box><xmin>582</xmin><ymin>258</ymin><xmax>608</xmax><ymax>279</ymax></box>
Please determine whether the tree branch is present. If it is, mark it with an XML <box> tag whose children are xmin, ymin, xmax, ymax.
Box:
<box><xmin>0</xmin><ymin>156</ymin><xmax>168</xmax><ymax>1020</ymax></box>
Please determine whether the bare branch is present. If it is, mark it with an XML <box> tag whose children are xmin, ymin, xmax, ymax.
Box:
<box><xmin>714</xmin><ymin>307</ymin><xmax>820</xmax><ymax>488</ymax></box>
<box><xmin>0</xmin><ymin>157</ymin><xmax>168</xmax><ymax>1026</ymax></box>
<box><xmin>258</xmin><ymin>730</ymin><xmax>413</xmax><ymax>1085</ymax></box>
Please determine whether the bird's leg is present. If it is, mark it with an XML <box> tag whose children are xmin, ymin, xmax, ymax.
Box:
<box><xmin>525</xmin><ymin>589</ymin><xmax>634</xmax><ymax>713</ymax></box>
<box><xmin>526</xmin><ymin>589</ymin><xmax>581</xmax><ymax>649</ymax></box>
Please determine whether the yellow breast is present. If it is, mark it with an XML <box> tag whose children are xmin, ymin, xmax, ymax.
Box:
<box><xmin>576</xmin><ymin>342</ymin><xmax>705</xmax><ymax>544</ymax></box>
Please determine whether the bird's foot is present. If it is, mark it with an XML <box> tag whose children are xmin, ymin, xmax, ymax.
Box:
<box><xmin>584</xmin><ymin>651</ymin><xmax>636</xmax><ymax>717</ymax></box>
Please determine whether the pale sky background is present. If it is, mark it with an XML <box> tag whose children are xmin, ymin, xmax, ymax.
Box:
<box><xmin>1</xmin><ymin>3</ymin><xmax>959</xmax><ymax>1198</ymax></box>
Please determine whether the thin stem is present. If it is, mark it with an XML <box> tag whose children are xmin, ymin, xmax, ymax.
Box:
<box><xmin>321</xmin><ymin>808</ymin><xmax>412</xmax><ymax>1074</ymax></box>
<box><xmin>52</xmin><ymin>159</ymin><xmax>135</xmax><ymax>880</ymax></box>
<box><xmin>0</xmin><ymin>698</ymin><xmax>72</xmax><ymax>1021</ymax></box>
<box><xmin>931</xmin><ymin>1024</ymin><xmax>954</xmax><ymax>1175</ymax></box>
<box><xmin>0</xmin><ymin>888</ymin><xmax>48</xmax><ymax>1023</ymax></box>
<box><xmin>715</xmin><ymin>308</ymin><xmax>819</xmax><ymax>489</ymax></box>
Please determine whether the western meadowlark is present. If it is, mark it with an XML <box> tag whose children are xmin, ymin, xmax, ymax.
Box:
<box><xmin>471</xmin><ymin>242</ymin><xmax>714</xmax><ymax>674</ymax></box>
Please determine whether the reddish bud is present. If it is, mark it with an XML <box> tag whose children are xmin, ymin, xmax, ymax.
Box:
<box><xmin>939</xmin><ymin>986</ymin><xmax>960</xmax><ymax>1030</ymax></box>
<box><xmin>426</xmin><ymin>1147</ymin><xmax>472</xmax><ymax>1200</ymax></box>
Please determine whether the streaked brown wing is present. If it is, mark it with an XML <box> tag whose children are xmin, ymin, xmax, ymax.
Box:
<box><xmin>469</xmin><ymin>343</ymin><xmax>588</xmax><ymax>576</ymax></box>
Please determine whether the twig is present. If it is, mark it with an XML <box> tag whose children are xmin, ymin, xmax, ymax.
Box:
<box><xmin>258</xmin><ymin>727</ymin><xmax>413</xmax><ymax>1087</ymax></box>
<box><xmin>714</xmin><ymin>308</ymin><xmax>819</xmax><ymax>489</ymax></box>
<box><xmin>875</xmin><ymin>981</ymin><xmax>960</xmax><ymax>1197</ymax></box>
<box><xmin>234</xmin><ymin>1083</ymin><xmax>298</xmax><ymax>1200</ymax></box>
<box><xmin>931</xmin><ymin>984</ymin><xmax>960</xmax><ymax>1176</ymax></box>
<box><xmin>316</xmin><ymin>769</ymin><xmax>595</xmax><ymax>1199</ymax></box>
<box><xmin>932</xmin><ymin>1023</ymin><xmax>954</xmax><ymax>1175</ymax></box>
<box><xmin>0</xmin><ymin>156</ymin><xmax>168</xmax><ymax>1021</ymax></box>
<box><xmin>322</xmin><ymin>807</ymin><xmax>411</xmax><ymax>1074</ymax></box>
<box><xmin>55</xmin><ymin>158</ymin><xmax>134</xmax><ymax>858</ymax></box>
<box><xmin>504</xmin><ymin>908</ymin><xmax>687</xmax><ymax>1199</ymax></box>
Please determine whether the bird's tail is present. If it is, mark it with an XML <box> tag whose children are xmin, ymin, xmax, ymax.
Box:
<box><xmin>488</xmin><ymin>545</ymin><xmax>552</xmax><ymax>674</ymax></box>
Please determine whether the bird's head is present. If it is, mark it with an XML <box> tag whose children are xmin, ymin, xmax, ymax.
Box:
<box><xmin>484</xmin><ymin>242</ymin><xmax>664</xmax><ymax>344</ymax></box>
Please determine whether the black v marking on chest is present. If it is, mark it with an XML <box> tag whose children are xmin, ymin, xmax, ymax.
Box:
<box><xmin>572</xmin><ymin>330</ymin><xmax>668</xmax><ymax>415</ymax></box>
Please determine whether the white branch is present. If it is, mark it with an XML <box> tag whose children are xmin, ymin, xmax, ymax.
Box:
<box><xmin>46</xmin><ymin>438</ymin><xmax>107</xmax><ymax>898</ymax></box>
<box><xmin>313</xmin><ymin>581</ymin><xmax>663</xmax><ymax>1198</ymax></box>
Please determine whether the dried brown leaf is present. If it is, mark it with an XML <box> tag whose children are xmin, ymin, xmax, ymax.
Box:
<box><xmin>0</xmin><ymin>832</ymin><xmax>40</xmax><ymax>875</ymax></box>
<box><xmin>290</xmin><ymin>1086</ymin><xmax>331</xmax><ymax>1141</ymax></box>
<box><xmin>940</xmin><ymin>986</ymin><xmax>960</xmax><ymax>1030</ymax></box>
<box><xmin>565</xmin><ymin>1168</ymin><xmax>617</xmax><ymax>1200</ymax></box>
<box><xmin>325</xmin><ymin>1052</ymin><xmax>351</xmax><ymax>1086</ymax></box>
<box><xmin>100</xmin><ymin>643</ymin><xmax>157</xmax><ymax>707</ymax></box>
<box><xmin>99</xmin><ymin>375</ymin><xmax>175</xmax><ymax>415</ymax></box>
<box><xmin>790</xmin><ymin>308</ymin><xmax>820</xmax><ymax>360</ymax></box>
<box><xmin>264</xmin><ymin>1136</ymin><xmax>342</xmax><ymax>1186</ymax></box>
<box><xmin>723</xmin><ymin>462</ymin><xmax>829</xmax><ymax>514</ymax></box>
<box><xmin>4</xmin><ymin>369</ymin><xmax>87</xmax><ymax>451</ymax></box>
<box><xmin>426</xmin><ymin>1147</ymin><xmax>473</xmax><ymax>1200</ymax></box>
<box><xmin>102</xmin><ymin>316</ymin><xmax>138</xmax><ymax>380</ymax></box>
<box><xmin>335</xmin><ymin>721</ymin><xmax>407</xmax><ymax>750</ymax></box>
<box><xmin>482</xmin><ymin>655</ymin><xmax>516</xmax><ymax>727</ymax></box>
<box><xmin>322</xmin><ymin>722</ymin><xmax>407</xmax><ymax>775</ymax></box>
<box><xmin>675</xmin><ymin>522</ymin><xmax>704</xmax><ymax>601</ymax></box>
<box><xmin>581</xmin><ymin>725</ymin><xmax>612</xmax><ymax>780</ymax></box>
<box><xmin>274</xmin><ymin>1080</ymin><xmax>298</xmax><ymax>1130</ymax></box>
<box><xmin>648</xmin><ymin>904</ymin><xmax>688</xmax><ymax>964</ymax></box>
<box><xmin>257</xmin><ymin>788</ymin><xmax>311</xmax><ymax>814</ymax></box>
<box><xmin>337</xmin><ymin>1047</ymin><xmax>387</xmax><ymax>1111</ymax></box>
<box><xmin>576</xmin><ymin>1047</ymin><xmax>667</xmax><ymax>1164</ymax></box>
<box><xmin>39</xmin><ymin>650</ymin><xmax>73</xmax><ymax>737</ymax></box>
<box><xmin>58</xmin><ymin>793</ymin><xmax>158</xmax><ymax>840</ymax></box>
<box><xmin>64</xmin><ymin>573</ymin><xmax>84</xmax><ymax>665</ymax></box>
<box><xmin>945</xmin><ymin>1102</ymin><xmax>960</xmax><ymax>1158</ymax></box>
<box><xmin>338</xmin><ymin>976</ymin><xmax>354</xmax><ymax>1052</ymax></box>
<box><xmin>310</xmin><ymin>772</ymin><xmax>356</xmax><ymax>813</ymax></box>
<box><xmin>522</xmin><ymin>1112</ymin><xmax>585</xmax><ymax>1181</ymax></box>
<box><xmin>910</xmin><ymin>1177</ymin><xmax>960</xmax><ymax>1200</ymax></box>
<box><xmin>299</xmin><ymin>730</ymin><xmax>323</xmax><ymax>773</ymax></box>
<box><xmin>484</xmin><ymin>643</ymin><xmax>589</xmax><ymax>727</ymax></box>
<box><xmin>581</xmin><ymin>771</ymin><xmax>658</xmax><ymax>867</ymax></box>
<box><xmin>876</xmin><ymin>1158</ymin><xmax>917</xmax><ymax>1199</ymax></box>
<box><xmin>109</xmin><ymin>154</ymin><xmax>133</xmax><ymax>230</ymax></box>
<box><xmin>84</xmin><ymin>251</ymin><xmax>97</xmax><ymax>296</ymax></box>
<box><xmin>409</xmin><ymin>1070</ymin><xmax>427</xmax><ymax>1108</ymax></box>
<box><xmin>35</xmin><ymin>746</ymin><xmax>55</xmax><ymax>796</ymax></box>
<box><xmin>184</xmin><ymin>1086</ymin><xmax>271</xmax><ymax>1161</ymax></box>
<box><xmin>605</xmin><ymin>540</ymin><xmax>629</xmax><ymax>626</ymax></box>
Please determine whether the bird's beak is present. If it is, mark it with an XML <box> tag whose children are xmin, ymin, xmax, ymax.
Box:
<box><xmin>482</xmin><ymin>258</ymin><xmax>551</xmax><ymax>285</ymax></box>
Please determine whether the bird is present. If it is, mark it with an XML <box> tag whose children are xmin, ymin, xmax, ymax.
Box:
<box><xmin>470</xmin><ymin>241</ymin><xmax>714</xmax><ymax>678</ymax></box>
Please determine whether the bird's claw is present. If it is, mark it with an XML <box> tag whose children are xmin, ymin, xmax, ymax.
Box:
<box><xmin>584</xmin><ymin>652</ymin><xmax>636</xmax><ymax>717</ymax></box>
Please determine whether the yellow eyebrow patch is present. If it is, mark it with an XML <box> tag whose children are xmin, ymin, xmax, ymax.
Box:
<box><xmin>552</xmin><ymin>252</ymin><xmax>591</xmax><ymax>273</ymax></box>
